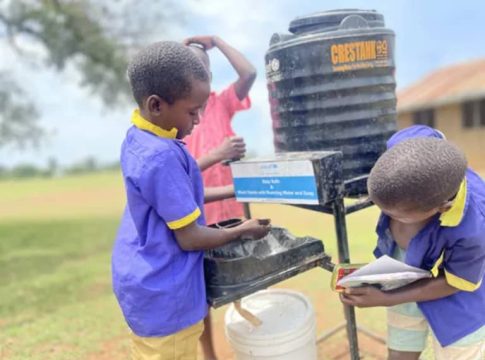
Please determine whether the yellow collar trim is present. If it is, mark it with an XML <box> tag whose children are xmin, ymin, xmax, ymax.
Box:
<box><xmin>131</xmin><ymin>109</ymin><xmax>178</xmax><ymax>139</ymax></box>
<box><xmin>440</xmin><ymin>178</ymin><xmax>467</xmax><ymax>227</ymax></box>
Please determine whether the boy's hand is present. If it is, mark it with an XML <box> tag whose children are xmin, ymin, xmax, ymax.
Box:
<box><xmin>184</xmin><ymin>35</ymin><xmax>256</xmax><ymax>101</ymax></box>
<box><xmin>184</xmin><ymin>35</ymin><xmax>217</xmax><ymax>50</ymax></box>
<box><xmin>237</xmin><ymin>218</ymin><xmax>271</xmax><ymax>240</ymax></box>
<box><xmin>339</xmin><ymin>286</ymin><xmax>395</xmax><ymax>307</ymax></box>
<box><xmin>212</xmin><ymin>136</ymin><xmax>246</xmax><ymax>162</ymax></box>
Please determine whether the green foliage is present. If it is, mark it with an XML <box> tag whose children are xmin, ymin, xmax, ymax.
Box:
<box><xmin>64</xmin><ymin>156</ymin><xmax>98</xmax><ymax>175</ymax></box>
<box><xmin>0</xmin><ymin>73</ymin><xmax>43</xmax><ymax>148</ymax></box>
<box><xmin>1</xmin><ymin>0</ymin><xmax>131</xmax><ymax>100</ymax></box>
<box><xmin>9</xmin><ymin>163</ymin><xmax>45</xmax><ymax>178</ymax></box>
<box><xmin>0</xmin><ymin>157</ymin><xmax>120</xmax><ymax>179</ymax></box>
<box><xmin>0</xmin><ymin>0</ymin><xmax>179</xmax><ymax>148</ymax></box>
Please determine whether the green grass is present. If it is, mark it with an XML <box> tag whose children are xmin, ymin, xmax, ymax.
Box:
<box><xmin>0</xmin><ymin>171</ymin><xmax>436</xmax><ymax>359</ymax></box>
<box><xmin>0</xmin><ymin>217</ymin><xmax>129</xmax><ymax>360</ymax></box>
<box><xmin>0</xmin><ymin>171</ymin><xmax>125</xmax><ymax>221</ymax></box>
<box><xmin>0</xmin><ymin>171</ymin><xmax>128</xmax><ymax>360</ymax></box>
<box><xmin>0</xmin><ymin>171</ymin><xmax>123</xmax><ymax>201</ymax></box>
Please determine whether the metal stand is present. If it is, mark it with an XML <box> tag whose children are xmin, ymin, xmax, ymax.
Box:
<box><xmin>332</xmin><ymin>198</ymin><xmax>360</xmax><ymax>359</ymax></box>
<box><xmin>295</xmin><ymin>176</ymin><xmax>385</xmax><ymax>359</ymax></box>
<box><xmin>230</xmin><ymin>156</ymin><xmax>386</xmax><ymax>358</ymax></box>
<box><xmin>243</xmin><ymin>203</ymin><xmax>252</xmax><ymax>220</ymax></box>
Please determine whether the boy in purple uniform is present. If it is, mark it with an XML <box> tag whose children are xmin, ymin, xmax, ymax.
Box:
<box><xmin>341</xmin><ymin>126</ymin><xmax>485</xmax><ymax>359</ymax></box>
<box><xmin>112</xmin><ymin>41</ymin><xmax>270</xmax><ymax>360</ymax></box>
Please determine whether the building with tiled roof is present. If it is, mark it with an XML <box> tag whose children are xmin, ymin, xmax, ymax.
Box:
<box><xmin>397</xmin><ymin>59</ymin><xmax>485</xmax><ymax>170</ymax></box>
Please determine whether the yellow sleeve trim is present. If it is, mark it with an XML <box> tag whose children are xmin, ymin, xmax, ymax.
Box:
<box><xmin>431</xmin><ymin>251</ymin><xmax>444</xmax><ymax>277</ymax></box>
<box><xmin>167</xmin><ymin>208</ymin><xmax>201</xmax><ymax>230</ymax></box>
<box><xmin>444</xmin><ymin>269</ymin><xmax>482</xmax><ymax>292</ymax></box>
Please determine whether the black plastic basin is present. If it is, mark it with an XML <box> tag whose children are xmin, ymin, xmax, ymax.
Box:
<box><xmin>204</xmin><ymin>225</ymin><xmax>329</xmax><ymax>307</ymax></box>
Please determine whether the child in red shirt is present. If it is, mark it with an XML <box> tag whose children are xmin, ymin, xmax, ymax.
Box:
<box><xmin>184</xmin><ymin>35</ymin><xmax>256</xmax><ymax>226</ymax></box>
<box><xmin>183</xmin><ymin>35</ymin><xmax>257</xmax><ymax>360</ymax></box>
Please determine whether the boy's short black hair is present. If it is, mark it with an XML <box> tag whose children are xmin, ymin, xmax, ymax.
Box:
<box><xmin>127</xmin><ymin>41</ymin><xmax>209</xmax><ymax>106</ymax></box>
<box><xmin>368</xmin><ymin>137</ymin><xmax>467</xmax><ymax>211</ymax></box>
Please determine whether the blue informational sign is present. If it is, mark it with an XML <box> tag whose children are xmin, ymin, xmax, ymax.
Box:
<box><xmin>233</xmin><ymin>176</ymin><xmax>318</xmax><ymax>203</ymax></box>
<box><xmin>230</xmin><ymin>155</ymin><xmax>320</xmax><ymax>205</ymax></box>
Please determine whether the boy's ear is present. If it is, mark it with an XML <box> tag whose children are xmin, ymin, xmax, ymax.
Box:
<box><xmin>438</xmin><ymin>200</ymin><xmax>454</xmax><ymax>213</ymax></box>
<box><xmin>146</xmin><ymin>95</ymin><xmax>169</xmax><ymax>116</ymax></box>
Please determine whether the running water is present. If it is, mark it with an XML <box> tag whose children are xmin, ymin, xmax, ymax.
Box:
<box><xmin>207</xmin><ymin>228</ymin><xmax>308</xmax><ymax>260</ymax></box>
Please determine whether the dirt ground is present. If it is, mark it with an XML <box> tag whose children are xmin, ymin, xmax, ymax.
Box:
<box><xmin>209</xmin><ymin>327</ymin><xmax>387</xmax><ymax>359</ymax></box>
<box><xmin>84</xmin><ymin>298</ymin><xmax>388</xmax><ymax>360</ymax></box>
<box><xmin>84</xmin><ymin>326</ymin><xmax>388</xmax><ymax>360</ymax></box>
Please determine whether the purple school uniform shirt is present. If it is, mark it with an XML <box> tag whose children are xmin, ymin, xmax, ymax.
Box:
<box><xmin>112</xmin><ymin>110</ymin><xmax>207</xmax><ymax>337</ymax></box>
<box><xmin>374</xmin><ymin>125</ymin><xmax>485</xmax><ymax>346</ymax></box>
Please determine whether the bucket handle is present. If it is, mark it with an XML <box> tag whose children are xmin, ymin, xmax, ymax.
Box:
<box><xmin>234</xmin><ymin>300</ymin><xmax>263</xmax><ymax>327</ymax></box>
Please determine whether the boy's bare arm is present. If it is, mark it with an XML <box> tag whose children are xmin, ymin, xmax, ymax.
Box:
<box><xmin>340</xmin><ymin>275</ymin><xmax>459</xmax><ymax>308</ymax></box>
<box><xmin>197</xmin><ymin>151</ymin><xmax>223</xmax><ymax>172</ymax></box>
<box><xmin>184</xmin><ymin>35</ymin><xmax>257</xmax><ymax>100</ymax></box>
<box><xmin>174</xmin><ymin>218</ymin><xmax>270</xmax><ymax>251</ymax></box>
<box><xmin>204</xmin><ymin>185</ymin><xmax>234</xmax><ymax>203</ymax></box>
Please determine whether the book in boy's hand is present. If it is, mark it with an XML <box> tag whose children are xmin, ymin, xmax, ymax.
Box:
<box><xmin>331</xmin><ymin>263</ymin><xmax>366</xmax><ymax>292</ymax></box>
<box><xmin>334</xmin><ymin>255</ymin><xmax>432</xmax><ymax>291</ymax></box>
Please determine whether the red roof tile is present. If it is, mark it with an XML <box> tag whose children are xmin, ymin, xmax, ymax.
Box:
<box><xmin>397</xmin><ymin>58</ymin><xmax>485</xmax><ymax>112</ymax></box>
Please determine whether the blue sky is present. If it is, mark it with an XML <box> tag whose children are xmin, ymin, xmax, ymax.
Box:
<box><xmin>1</xmin><ymin>0</ymin><xmax>485</xmax><ymax>167</ymax></box>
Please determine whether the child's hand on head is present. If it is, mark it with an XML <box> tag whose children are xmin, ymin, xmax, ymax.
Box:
<box><xmin>237</xmin><ymin>218</ymin><xmax>271</xmax><ymax>240</ymax></box>
<box><xmin>184</xmin><ymin>35</ymin><xmax>217</xmax><ymax>50</ymax></box>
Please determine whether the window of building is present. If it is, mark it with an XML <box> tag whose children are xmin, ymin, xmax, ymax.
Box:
<box><xmin>413</xmin><ymin>109</ymin><xmax>435</xmax><ymax>127</ymax></box>
<box><xmin>461</xmin><ymin>99</ymin><xmax>485</xmax><ymax>128</ymax></box>
<box><xmin>462</xmin><ymin>101</ymin><xmax>475</xmax><ymax>128</ymax></box>
<box><xmin>480</xmin><ymin>99</ymin><xmax>485</xmax><ymax>126</ymax></box>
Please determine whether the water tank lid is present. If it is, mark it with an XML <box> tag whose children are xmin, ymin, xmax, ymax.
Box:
<box><xmin>289</xmin><ymin>9</ymin><xmax>385</xmax><ymax>34</ymax></box>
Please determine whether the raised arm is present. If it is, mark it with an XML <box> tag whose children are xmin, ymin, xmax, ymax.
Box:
<box><xmin>184</xmin><ymin>35</ymin><xmax>257</xmax><ymax>100</ymax></box>
<box><xmin>212</xmin><ymin>36</ymin><xmax>256</xmax><ymax>100</ymax></box>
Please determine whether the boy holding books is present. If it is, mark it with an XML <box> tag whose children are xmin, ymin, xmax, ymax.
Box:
<box><xmin>341</xmin><ymin>126</ymin><xmax>485</xmax><ymax>359</ymax></box>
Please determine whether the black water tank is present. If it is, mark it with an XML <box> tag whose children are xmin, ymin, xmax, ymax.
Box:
<box><xmin>266</xmin><ymin>9</ymin><xmax>397</xmax><ymax>195</ymax></box>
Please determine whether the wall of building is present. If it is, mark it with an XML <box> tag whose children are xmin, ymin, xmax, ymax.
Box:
<box><xmin>397</xmin><ymin>104</ymin><xmax>485</xmax><ymax>171</ymax></box>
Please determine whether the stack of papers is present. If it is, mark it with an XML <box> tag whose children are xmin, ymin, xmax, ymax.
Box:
<box><xmin>336</xmin><ymin>255</ymin><xmax>432</xmax><ymax>291</ymax></box>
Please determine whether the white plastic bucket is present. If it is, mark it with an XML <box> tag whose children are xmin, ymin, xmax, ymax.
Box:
<box><xmin>225</xmin><ymin>289</ymin><xmax>317</xmax><ymax>360</ymax></box>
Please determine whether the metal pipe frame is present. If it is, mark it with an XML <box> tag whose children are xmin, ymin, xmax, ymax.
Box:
<box><xmin>332</xmin><ymin>198</ymin><xmax>360</xmax><ymax>360</ymax></box>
